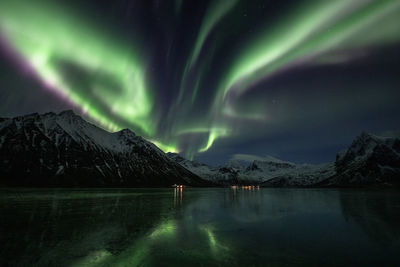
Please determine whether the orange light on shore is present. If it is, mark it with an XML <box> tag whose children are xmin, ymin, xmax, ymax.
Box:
<box><xmin>238</xmin><ymin>185</ymin><xmax>258</xmax><ymax>190</ymax></box>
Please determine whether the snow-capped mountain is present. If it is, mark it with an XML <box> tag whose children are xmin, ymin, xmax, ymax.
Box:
<box><xmin>166</xmin><ymin>153</ymin><xmax>239</xmax><ymax>184</ymax></box>
<box><xmin>167</xmin><ymin>153</ymin><xmax>333</xmax><ymax>186</ymax></box>
<box><xmin>259</xmin><ymin>163</ymin><xmax>335</xmax><ymax>187</ymax></box>
<box><xmin>240</xmin><ymin>158</ymin><xmax>296</xmax><ymax>182</ymax></box>
<box><xmin>166</xmin><ymin>153</ymin><xmax>217</xmax><ymax>179</ymax></box>
<box><xmin>1</xmin><ymin>110</ymin><xmax>398</xmax><ymax>188</ymax></box>
<box><xmin>168</xmin><ymin>132</ymin><xmax>400</xmax><ymax>187</ymax></box>
<box><xmin>0</xmin><ymin>111</ymin><xmax>208</xmax><ymax>187</ymax></box>
<box><xmin>321</xmin><ymin>132</ymin><xmax>400</xmax><ymax>187</ymax></box>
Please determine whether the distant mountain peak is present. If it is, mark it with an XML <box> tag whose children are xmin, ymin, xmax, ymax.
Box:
<box><xmin>327</xmin><ymin>131</ymin><xmax>400</xmax><ymax>187</ymax></box>
<box><xmin>24</xmin><ymin>112</ymin><xmax>40</xmax><ymax>117</ymax></box>
<box><xmin>168</xmin><ymin>131</ymin><xmax>400</xmax><ymax>187</ymax></box>
<box><xmin>58</xmin><ymin>110</ymin><xmax>76</xmax><ymax>116</ymax></box>
<box><xmin>43</xmin><ymin>111</ymin><xmax>56</xmax><ymax>117</ymax></box>
<box><xmin>116</xmin><ymin>128</ymin><xmax>136</xmax><ymax>136</ymax></box>
<box><xmin>258</xmin><ymin>155</ymin><xmax>293</xmax><ymax>164</ymax></box>
<box><xmin>377</xmin><ymin>130</ymin><xmax>400</xmax><ymax>139</ymax></box>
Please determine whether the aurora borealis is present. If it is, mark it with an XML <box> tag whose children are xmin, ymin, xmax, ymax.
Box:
<box><xmin>1</xmin><ymin>0</ymin><xmax>399</xmax><ymax>164</ymax></box>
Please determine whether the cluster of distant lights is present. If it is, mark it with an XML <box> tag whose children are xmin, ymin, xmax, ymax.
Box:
<box><xmin>231</xmin><ymin>185</ymin><xmax>260</xmax><ymax>190</ymax></box>
<box><xmin>173</xmin><ymin>184</ymin><xmax>260</xmax><ymax>190</ymax></box>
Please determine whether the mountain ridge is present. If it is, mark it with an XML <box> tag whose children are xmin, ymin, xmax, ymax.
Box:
<box><xmin>0</xmin><ymin>110</ymin><xmax>208</xmax><ymax>187</ymax></box>
<box><xmin>168</xmin><ymin>132</ymin><xmax>400</xmax><ymax>187</ymax></box>
<box><xmin>1</xmin><ymin>110</ymin><xmax>399</xmax><ymax>187</ymax></box>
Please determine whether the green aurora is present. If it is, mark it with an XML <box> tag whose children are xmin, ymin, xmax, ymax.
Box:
<box><xmin>0</xmin><ymin>0</ymin><xmax>399</xmax><ymax>158</ymax></box>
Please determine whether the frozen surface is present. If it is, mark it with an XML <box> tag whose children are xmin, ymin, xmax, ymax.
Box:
<box><xmin>1</xmin><ymin>188</ymin><xmax>400</xmax><ymax>266</ymax></box>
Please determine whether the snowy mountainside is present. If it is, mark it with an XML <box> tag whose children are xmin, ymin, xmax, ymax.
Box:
<box><xmin>167</xmin><ymin>153</ymin><xmax>333</xmax><ymax>186</ymax></box>
<box><xmin>169</xmin><ymin>132</ymin><xmax>400</xmax><ymax>187</ymax></box>
<box><xmin>166</xmin><ymin>153</ymin><xmax>231</xmax><ymax>183</ymax></box>
<box><xmin>260</xmin><ymin>163</ymin><xmax>335</xmax><ymax>187</ymax></box>
<box><xmin>241</xmin><ymin>159</ymin><xmax>334</xmax><ymax>186</ymax></box>
<box><xmin>321</xmin><ymin>132</ymin><xmax>400</xmax><ymax>186</ymax></box>
<box><xmin>0</xmin><ymin>111</ymin><xmax>207</xmax><ymax>187</ymax></box>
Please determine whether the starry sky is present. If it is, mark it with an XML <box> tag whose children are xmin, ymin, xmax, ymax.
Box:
<box><xmin>0</xmin><ymin>0</ymin><xmax>399</xmax><ymax>165</ymax></box>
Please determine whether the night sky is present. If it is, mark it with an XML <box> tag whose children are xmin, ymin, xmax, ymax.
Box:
<box><xmin>0</xmin><ymin>0</ymin><xmax>399</xmax><ymax>165</ymax></box>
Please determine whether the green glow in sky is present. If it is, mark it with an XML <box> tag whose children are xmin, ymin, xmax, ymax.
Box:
<box><xmin>205</xmin><ymin>0</ymin><xmax>400</xmax><ymax>148</ymax></box>
<box><xmin>0</xmin><ymin>0</ymin><xmax>153</xmax><ymax>135</ymax></box>
<box><xmin>189</xmin><ymin>0</ymin><xmax>238</xmax><ymax>70</ymax></box>
<box><xmin>218</xmin><ymin>0</ymin><xmax>400</xmax><ymax>101</ymax></box>
<box><xmin>1</xmin><ymin>0</ymin><xmax>399</xmax><ymax>156</ymax></box>
<box><xmin>198</xmin><ymin>128</ymin><xmax>229</xmax><ymax>153</ymax></box>
<box><xmin>150</xmin><ymin>140</ymin><xmax>180</xmax><ymax>154</ymax></box>
<box><xmin>177</xmin><ymin>0</ymin><xmax>237</xmax><ymax>103</ymax></box>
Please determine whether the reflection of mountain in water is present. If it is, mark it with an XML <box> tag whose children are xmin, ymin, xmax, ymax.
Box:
<box><xmin>2</xmin><ymin>189</ymin><xmax>400</xmax><ymax>266</ymax></box>
<box><xmin>340</xmin><ymin>191</ymin><xmax>400</xmax><ymax>245</ymax></box>
<box><xmin>0</xmin><ymin>189</ymin><xmax>235</xmax><ymax>266</ymax></box>
<box><xmin>220</xmin><ymin>188</ymin><xmax>340</xmax><ymax>223</ymax></box>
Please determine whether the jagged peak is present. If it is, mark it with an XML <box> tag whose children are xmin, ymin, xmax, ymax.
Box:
<box><xmin>351</xmin><ymin>132</ymin><xmax>381</xmax><ymax>148</ymax></box>
<box><xmin>166</xmin><ymin>152</ymin><xmax>186</xmax><ymax>161</ymax></box>
<box><xmin>253</xmin><ymin>156</ymin><xmax>294</xmax><ymax>165</ymax></box>
<box><xmin>354</xmin><ymin>131</ymin><xmax>398</xmax><ymax>143</ymax></box>
<box><xmin>377</xmin><ymin>130</ymin><xmax>400</xmax><ymax>139</ymax></box>
<box><xmin>359</xmin><ymin>131</ymin><xmax>370</xmax><ymax>137</ymax></box>
<box><xmin>339</xmin><ymin>131</ymin><xmax>396</xmax><ymax>163</ymax></box>
<box><xmin>114</xmin><ymin>128</ymin><xmax>137</xmax><ymax>141</ymax></box>
<box><xmin>25</xmin><ymin>112</ymin><xmax>39</xmax><ymax>117</ymax></box>
<box><xmin>42</xmin><ymin>111</ymin><xmax>56</xmax><ymax>117</ymax></box>
<box><xmin>58</xmin><ymin>110</ymin><xmax>77</xmax><ymax>117</ymax></box>
<box><xmin>116</xmin><ymin>128</ymin><xmax>136</xmax><ymax>135</ymax></box>
<box><xmin>13</xmin><ymin>112</ymin><xmax>39</xmax><ymax>120</ymax></box>
<box><xmin>224</xmin><ymin>159</ymin><xmax>247</xmax><ymax>169</ymax></box>
<box><xmin>357</xmin><ymin>131</ymin><xmax>377</xmax><ymax>140</ymax></box>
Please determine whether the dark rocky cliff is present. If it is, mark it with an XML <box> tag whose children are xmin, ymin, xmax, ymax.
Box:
<box><xmin>0</xmin><ymin>111</ymin><xmax>208</xmax><ymax>187</ymax></box>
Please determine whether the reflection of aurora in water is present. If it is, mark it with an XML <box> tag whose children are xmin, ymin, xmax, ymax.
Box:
<box><xmin>73</xmin><ymin>188</ymin><xmax>231</xmax><ymax>266</ymax></box>
<box><xmin>1</xmin><ymin>188</ymin><xmax>400</xmax><ymax>266</ymax></box>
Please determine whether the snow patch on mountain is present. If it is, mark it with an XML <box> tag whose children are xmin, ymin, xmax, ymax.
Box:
<box><xmin>0</xmin><ymin>110</ymin><xmax>207</xmax><ymax>187</ymax></box>
<box><xmin>169</xmin><ymin>131</ymin><xmax>400</xmax><ymax>187</ymax></box>
<box><xmin>322</xmin><ymin>132</ymin><xmax>400</xmax><ymax>186</ymax></box>
<box><xmin>168</xmin><ymin>153</ymin><xmax>333</xmax><ymax>186</ymax></box>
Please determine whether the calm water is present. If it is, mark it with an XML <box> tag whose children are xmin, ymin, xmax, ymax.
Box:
<box><xmin>1</xmin><ymin>188</ymin><xmax>400</xmax><ymax>266</ymax></box>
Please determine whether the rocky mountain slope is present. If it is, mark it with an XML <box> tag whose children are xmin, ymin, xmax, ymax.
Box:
<box><xmin>1</xmin><ymin>110</ymin><xmax>398</xmax><ymax>188</ymax></box>
<box><xmin>168</xmin><ymin>133</ymin><xmax>400</xmax><ymax>187</ymax></box>
<box><xmin>168</xmin><ymin>153</ymin><xmax>334</xmax><ymax>186</ymax></box>
<box><xmin>166</xmin><ymin>153</ymin><xmax>243</xmax><ymax>184</ymax></box>
<box><xmin>0</xmin><ymin>111</ymin><xmax>208</xmax><ymax>187</ymax></box>
<box><xmin>320</xmin><ymin>132</ymin><xmax>400</xmax><ymax>187</ymax></box>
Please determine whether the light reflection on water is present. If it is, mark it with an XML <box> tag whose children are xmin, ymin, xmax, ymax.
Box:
<box><xmin>173</xmin><ymin>187</ymin><xmax>183</xmax><ymax>207</ymax></box>
<box><xmin>0</xmin><ymin>188</ymin><xmax>400</xmax><ymax>266</ymax></box>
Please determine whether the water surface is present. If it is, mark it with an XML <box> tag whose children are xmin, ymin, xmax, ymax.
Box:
<box><xmin>1</xmin><ymin>188</ymin><xmax>399</xmax><ymax>266</ymax></box>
